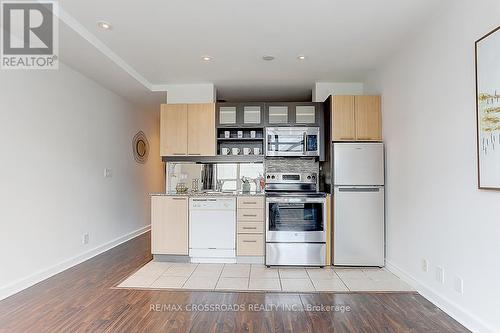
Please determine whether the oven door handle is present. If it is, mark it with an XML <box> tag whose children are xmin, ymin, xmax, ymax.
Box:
<box><xmin>266</xmin><ymin>197</ymin><xmax>325</xmax><ymax>204</ymax></box>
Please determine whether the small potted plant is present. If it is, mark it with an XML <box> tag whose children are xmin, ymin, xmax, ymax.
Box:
<box><xmin>241</xmin><ymin>177</ymin><xmax>251</xmax><ymax>194</ymax></box>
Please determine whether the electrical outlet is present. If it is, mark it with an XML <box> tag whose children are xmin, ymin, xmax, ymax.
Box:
<box><xmin>421</xmin><ymin>259</ymin><xmax>429</xmax><ymax>272</ymax></box>
<box><xmin>82</xmin><ymin>233</ymin><xmax>90</xmax><ymax>245</ymax></box>
<box><xmin>435</xmin><ymin>266</ymin><xmax>445</xmax><ymax>284</ymax></box>
<box><xmin>104</xmin><ymin>168</ymin><xmax>112</xmax><ymax>178</ymax></box>
<box><xmin>454</xmin><ymin>276</ymin><xmax>463</xmax><ymax>294</ymax></box>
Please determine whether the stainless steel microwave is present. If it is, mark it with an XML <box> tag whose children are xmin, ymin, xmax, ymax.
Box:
<box><xmin>265</xmin><ymin>127</ymin><xmax>320</xmax><ymax>157</ymax></box>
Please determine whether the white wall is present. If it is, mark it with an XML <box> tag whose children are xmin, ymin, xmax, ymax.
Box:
<box><xmin>312</xmin><ymin>82</ymin><xmax>364</xmax><ymax>102</ymax></box>
<box><xmin>0</xmin><ymin>63</ymin><xmax>164</xmax><ymax>299</ymax></box>
<box><xmin>365</xmin><ymin>1</ymin><xmax>500</xmax><ymax>332</ymax></box>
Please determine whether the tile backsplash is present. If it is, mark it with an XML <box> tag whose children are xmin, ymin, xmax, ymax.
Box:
<box><xmin>265</xmin><ymin>158</ymin><xmax>319</xmax><ymax>174</ymax></box>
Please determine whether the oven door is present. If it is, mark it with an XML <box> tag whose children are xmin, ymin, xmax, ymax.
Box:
<box><xmin>266</xmin><ymin>196</ymin><xmax>326</xmax><ymax>242</ymax></box>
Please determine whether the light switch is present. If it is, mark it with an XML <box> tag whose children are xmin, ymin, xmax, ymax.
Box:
<box><xmin>454</xmin><ymin>276</ymin><xmax>463</xmax><ymax>294</ymax></box>
<box><xmin>435</xmin><ymin>266</ymin><xmax>444</xmax><ymax>284</ymax></box>
<box><xmin>104</xmin><ymin>168</ymin><xmax>112</xmax><ymax>178</ymax></box>
<box><xmin>421</xmin><ymin>259</ymin><xmax>429</xmax><ymax>272</ymax></box>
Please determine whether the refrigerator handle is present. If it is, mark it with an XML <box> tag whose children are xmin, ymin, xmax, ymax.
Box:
<box><xmin>337</xmin><ymin>187</ymin><xmax>381</xmax><ymax>193</ymax></box>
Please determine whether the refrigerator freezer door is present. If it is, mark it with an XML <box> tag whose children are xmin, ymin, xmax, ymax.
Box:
<box><xmin>333</xmin><ymin>143</ymin><xmax>384</xmax><ymax>186</ymax></box>
<box><xmin>333</xmin><ymin>186</ymin><xmax>384</xmax><ymax>266</ymax></box>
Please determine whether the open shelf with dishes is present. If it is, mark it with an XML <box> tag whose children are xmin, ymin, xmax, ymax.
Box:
<box><xmin>216</xmin><ymin>128</ymin><xmax>264</xmax><ymax>158</ymax></box>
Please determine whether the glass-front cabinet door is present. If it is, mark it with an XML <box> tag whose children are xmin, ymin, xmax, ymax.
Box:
<box><xmin>295</xmin><ymin>105</ymin><xmax>316</xmax><ymax>124</ymax></box>
<box><xmin>218</xmin><ymin>105</ymin><xmax>237</xmax><ymax>125</ymax></box>
<box><xmin>268</xmin><ymin>106</ymin><xmax>289</xmax><ymax>124</ymax></box>
<box><xmin>217</xmin><ymin>103</ymin><xmax>264</xmax><ymax>126</ymax></box>
<box><xmin>243</xmin><ymin>105</ymin><xmax>262</xmax><ymax>125</ymax></box>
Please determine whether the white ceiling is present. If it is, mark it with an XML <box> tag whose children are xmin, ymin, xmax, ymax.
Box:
<box><xmin>58</xmin><ymin>0</ymin><xmax>452</xmax><ymax>103</ymax></box>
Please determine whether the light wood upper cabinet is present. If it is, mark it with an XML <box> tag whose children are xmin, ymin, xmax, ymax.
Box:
<box><xmin>187</xmin><ymin>103</ymin><xmax>216</xmax><ymax>156</ymax></box>
<box><xmin>331</xmin><ymin>95</ymin><xmax>382</xmax><ymax>141</ymax></box>
<box><xmin>160</xmin><ymin>104</ymin><xmax>188</xmax><ymax>156</ymax></box>
<box><xmin>332</xmin><ymin>95</ymin><xmax>355</xmax><ymax>141</ymax></box>
<box><xmin>160</xmin><ymin>103</ymin><xmax>216</xmax><ymax>156</ymax></box>
<box><xmin>354</xmin><ymin>95</ymin><xmax>382</xmax><ymax>141</ymax></box>
<box><xmin>151</xmin><ymin>196</ymin><xmax>188</xmax><ymax>255</ymax></box>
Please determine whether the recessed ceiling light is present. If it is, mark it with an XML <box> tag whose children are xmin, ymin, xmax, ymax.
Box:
<box><xmin>297</xmin><ymin>55</ymin><xmax>307</xmax><ymax>60</ymax></box>
<box><xmin>262</xmin><ymin>55</ymin><xmax>275</xmax><ymax>61</ymax></box>
<box><xmin>202</xmin><ymin>56</ymin><xmax>213</xmax><ymax>61</ymax></box>
<box><xmin>97</xmin><ymin>21</ymin><xmax>112</xmax><ymax>30</ymax></box>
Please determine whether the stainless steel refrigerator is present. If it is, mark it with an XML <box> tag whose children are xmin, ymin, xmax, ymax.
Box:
<box><xmin>333</xmin><ymin>143</ymin><xmax>385</xmax><ymax>267</ymax></box>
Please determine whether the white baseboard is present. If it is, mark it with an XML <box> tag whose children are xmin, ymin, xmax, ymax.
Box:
<box><xmin>385</xmin><ymin>260</ymin><xmax>496</xmax><ymax>333</ymax></box>
<box><xmin>0</xmin><ymin>225</ymin><xmax>151</xmax><ymax>301</ymax></box>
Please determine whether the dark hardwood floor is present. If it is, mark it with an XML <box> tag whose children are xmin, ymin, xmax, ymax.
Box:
<box><xmin>0</xmin><ymin>232</ymin><xmax>469</xmax><ymax>333</ymax></box>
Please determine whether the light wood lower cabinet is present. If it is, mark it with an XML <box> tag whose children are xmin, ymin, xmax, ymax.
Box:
<box><xmin>237</xmin><ymin>234</ymin><xmax>264</xmax><ymax>256</ymax></box>
<box><xmin>236</xmin><ymin>196</ymin><xmax>264</xmax><ymax>256</ymax></box>
<box><xmin>326</xmin><ymin>194</ymin><xmax>331</xmax><ymax>266</ymax></box>
<box><xmin>237</xmin><ymin>222</ymin><xmax>264</xmax><ymax>234</ymax></box>
<box><xmin>237</xmin><ymin>196</ymin><xmax>265</xmax><ymax>209</ymax></box>
<box><xmin>237</xmin><ymin>208</ymin><xmax>264</xmax><ymax>221</ymax></box>
<box><xmin>151</xmin><ymin>196</ymin><xmax>188</xmax><ymax>255</ymax></box>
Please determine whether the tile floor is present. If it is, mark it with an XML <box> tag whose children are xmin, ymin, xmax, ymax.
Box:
<box><xmin>116</xmin><ymin>261</ymin><xmax>414</xmax><ymax>292</ymax></box>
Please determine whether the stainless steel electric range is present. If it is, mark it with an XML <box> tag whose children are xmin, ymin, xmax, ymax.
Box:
<box><xmin>265</xmin><ymin>172</ymin><xmax>326</xmax><ymax>267</ymax></box>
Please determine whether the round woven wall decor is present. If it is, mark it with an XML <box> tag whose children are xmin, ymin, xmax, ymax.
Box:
<box><xmin>132</xmin><ymin>131</ymin><xmax>149</xmax><ymax>164</ymax></box>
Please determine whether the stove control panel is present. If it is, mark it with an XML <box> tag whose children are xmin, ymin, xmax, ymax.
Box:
<box><xmin>265</xmin><ymin>172</ymin><xmax>317</xmax><ymax>184</ymax></box>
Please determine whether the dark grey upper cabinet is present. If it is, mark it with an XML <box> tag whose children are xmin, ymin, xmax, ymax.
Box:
<box><xmin>216</xmin><ymin>103</ymin><xmax>265</xmax><ymax>127</ymax></box>
<box><xmin>267</xmin><ymin>104</ymin><xmax>290</xmax><ymax>125</ymax></box>
<box><xmin>295</xmin><ymin>105</ymin><xmax>317</xmax><ymax>124</ymax></box>
<box><xmin>217</xmin><ymin>104</ymin><xmax>238</xmax><ymax>126</ymax></box>
<box><xmin>265</xmin><ymin>102</ymin><xmax>321</xmax><ymax>126</ymax></box>
<box><xmin>241</xmin><ymin>104</ymin><xmax>264</xmax><ymax>126</ymax></box>
<box><xmin>217</xmin><ymin>102</ymin><xmax>322</xmax><ymax>127</ymax></box>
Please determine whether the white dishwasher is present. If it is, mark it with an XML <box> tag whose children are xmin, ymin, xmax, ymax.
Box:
<box><xmin>189</xmin><ymin>197</ymin><xmax>236</xmax><ymax>263</ymax></box>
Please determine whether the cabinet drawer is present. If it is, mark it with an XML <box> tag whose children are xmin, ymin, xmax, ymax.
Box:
<box><xmin>237</xmin><ymin>222</ymin><xmax>264</xmax><ymax>234</ymax></box>
<box><xmin>237</xmin><ymin>234</ymin><xmax>264</xmax><ymax>256</ymax></box>
<box><xmin>237</xmin><ymin>208</ymin><xmax>264</xmax><ymax>221</ymax></box>
<box><xmin>237</xmin><ymin>196</ymin><xmax>264</xmax><ymax>209</ymax></box>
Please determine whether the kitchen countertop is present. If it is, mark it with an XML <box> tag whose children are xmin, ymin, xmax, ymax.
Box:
<box><xmin>150</xmin><ymin>191</ymin><xmax>265</xmax><ymax>197</ymax></box>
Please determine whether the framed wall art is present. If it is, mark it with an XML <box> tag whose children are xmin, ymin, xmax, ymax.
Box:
<box><xmin>475</xmin><ymin>26</ymin><xmax>500</xmax><ymax>189</ymax></box>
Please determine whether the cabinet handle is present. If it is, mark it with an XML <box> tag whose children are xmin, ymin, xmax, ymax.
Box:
<box><xmin>357</xmin><ymin>137</ymin><xmax>372</xmax><ymax>140</ymax></box>
<box><xmin>243</xmin><ymin>240</ymin><xmax>257</xmax><ymax>243</ymax></box>
<box><xmin>242</xmin><ymin>201</ymin><xmax>257</xmax><ymax>205</ymax></box>
<box><xmin>242</xmin><ymin>227</ymin><xmax>257</xmax><ymax>230</ymax></box>
<box><xmin>173</xmin><ymin>153</ymin><xmax>185</xmax><ymax>155</ymax></box>
<box><xmin>189</xmin><ymin>153</ymin><xmax>201</xmax><ymax>155</ymax></box>
<box><xmin>172</xmin><ymin>197</ymin><xmax>187</xmax><ymax>200</ymax></box>
<box><xmin>339</xmin><ymin>137</ymin><xmax>354</xmax><ymax>140</ymax></box>
<box><xmin>243</xmin><ymin>214</ymin><xmax>257</xmax><ymax>217</ymax></box>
